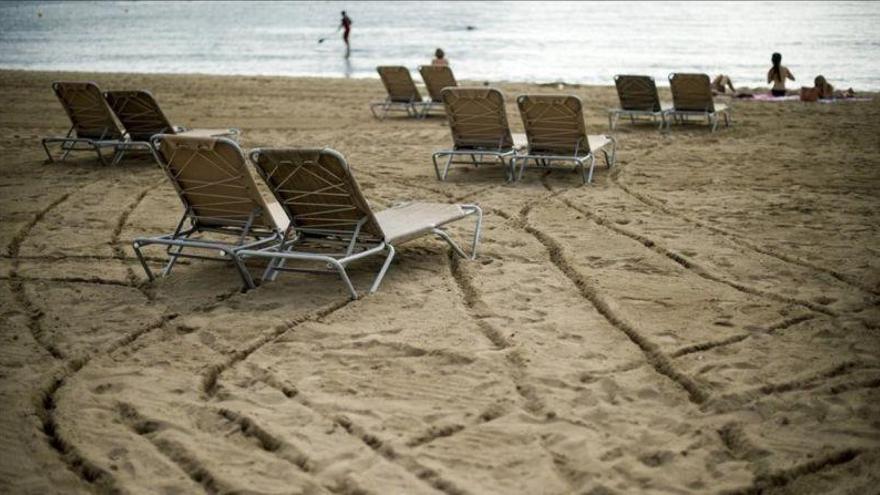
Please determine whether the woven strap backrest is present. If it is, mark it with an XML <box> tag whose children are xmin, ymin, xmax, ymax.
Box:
<box><xmin>249</xmin><ymin>148</ymin><xmax>385</xmax><ymax>241</ymax></box>
<box><xmin>614</xmin><ymin>75</ymin><xmax>661</xmax><ymax>112</ymax></box>
<box><xmin>441</xmin><ymin>87</ymin><xmax>514</xmax><ymax>151</ymax></box>
<box><xmin>52</xmin><ymin>82</ymin><xmax>124</xmax><ymax>140</ymax></box>
<box><xmin>669</xmin><ymin>73</ymin><xmax>715</xmax><ymax>112</ymax></box>
<box><xmin>156</xmin><ymin>135</ymin><xmax>278</xmax><ymax>232</ymax></box>
<box><xmin>419</xmin><ymin>65</ymin><xmax>457</xmax><ymax>102</ymax></box>
<box><xmin>517</xmin><ymin>94</ymin><xmax>590</xmax><ymax>155</ymax></box>
<box><xmin>105</xmin><ymin>90</ymin><xmax>176</xmax><ymax>141</ymax></box>
<box><xmin>377</xmin><ymin>66</ymin><xmax>421</xmax><ymax>103</ymax></box>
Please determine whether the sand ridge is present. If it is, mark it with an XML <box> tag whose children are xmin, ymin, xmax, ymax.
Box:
<box><xmin>0</xmin><ymin>69</ymin><xmax>879</xmax><ymax>494</ymax></box>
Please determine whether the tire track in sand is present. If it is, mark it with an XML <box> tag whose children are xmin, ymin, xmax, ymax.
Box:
<box><xmin>610</xmin><ymin>172</ymin><xmax>879</xmax><ymax>296</ymax></box>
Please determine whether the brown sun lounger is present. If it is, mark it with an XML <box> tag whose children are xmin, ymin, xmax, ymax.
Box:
<box><xmin>104</xmin><ymin>90</ymin><xmax>240</xmax><ymax>150</ymax></box>
<box><xmin>42</xmin><ymin>81</ymin><xmax>155</xmax><ymax>165</ymax></box>
<box><xmin>237</xmin><ymin>148</ymin><xmax>482</xmax><ymax>299</ymax></box>
<box><xmin>667</xmin><ymin>73</ymin><xmax>732</xmax><ymax>132</ymax></box>
<box><xmin>515</xmin><ymin>94</ymin><xmax>617</xmax><ymax>184</ymax></box>
<box><xmin>608</xmin><ymin>75</ymin><xmax>671</xmax><ymax>130</ymax></box>
<box><xmin>432</xmin><ymin>87</ymin><xmax>526</xmax><ymax>181</ymax></box>
<box><xmin>369</xmin><ymin>66</ymin><xmax>431</xmax><ymax>120</ymax></box>
<box><xmin>418</xmin><ymin>65</ymin><xmax>458</xmax><ymax>117</ymax></box>
<box><xmin>131</xmin><ymin>135</ymin><xmax>287</xmax><ymax>289</ymax></box>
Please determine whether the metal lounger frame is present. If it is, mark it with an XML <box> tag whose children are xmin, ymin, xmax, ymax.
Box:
<box><xmin>665</xmin><ymin>108</ymin><xmax>731</xmax><ymax>132</ymax></box>
<box><xmin>369</xmin><ymin>97</ymin><xmax>430</xmax><ymax>120</ymax></box>
<box><xmin>237</xmin><ymin>148</ymin><xmax>483</xmax><ymax>299</ymax></box>
<box><xmin>432</xmin><ymin>144</ymin><xmax>518</xmax><ymax>182</ymax></box>
<box><xmin>607</xmin><ymin>109</ymin><xmax>669</xmax><ymax>130</ymax></box>
<box><xmin>513</xmin><ymin>135</ymin><xmax>617</xmax><ymax>184</ymax></box>
<box><xmin>131</xmin><ymin>136</ymin><xmax>282</xmax><ymax>290</ymax></box>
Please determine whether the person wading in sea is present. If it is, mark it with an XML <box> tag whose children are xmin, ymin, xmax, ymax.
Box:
<box><xmin>338</xmin><ymin>11</ymin><xmax>352</xmax><ymax>58</ymax></box>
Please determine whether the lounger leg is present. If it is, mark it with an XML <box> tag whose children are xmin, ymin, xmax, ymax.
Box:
<box><xmin>432</xmin><ymin>153</ymin><xmax>444</xmax><ymax>180</ymax></box>
<box><xmin>711</xmin><ymin>115</ymin><xmax>719</xmax><ymax>133</ymax></box>
<box><xmin>442</xmin><ymin>155</ymin><xmax>454</xmax><ymax>181</ymax></box>
<box><xmin>162</xmin><ymin>245</ymin><xmax>184</xmax><ymax>276</ymax></box>
<box><xmin>433</xmin><ymin>228</ymin><xmax>469</xmax><ymax>259</ymax></box>
<box><xmin>469</xmin><ymin>205</ymin><xmax>483</xmax><ymax>259</ymax></box>
<box><xmin>583</xmin><ymin>156</ymin><xmax>596</xmax><ymax>184</ymax></box>
<box><xmin>608</xmin><ymin>113</ymin><xmax>614</xmax><ymax>130</ymax></box>
<box><xmin>368</xmin><ymin>244</ymin><xmax>396</xmax><ymax>295</ymax></box>
<box><xmin>607</xmin><ymin>136</ymin><xmax>617</xmax><ymax>167</ymax></box>
<box><xmin>41</xmin><ymin>139</ymin><xmax>57</xmax><ymax>163</ymax></box>
<box><xmin>227</xmin><ymin>247</ymin><xmax>256</xmax><ymax>291</ymax></box>
<box><xmin>132</xmin><ymin>240</ymin><xmax>155</xmax><ymax>281</ymax></box>
<box><xmin>328</xmin><ymin>258</ymin><xmax>358</xmax><ymax>299</ymax></box>
<box><xmin>516</xmin><ymin>157</ymin><xmax>528</xmax><ymax>181</ymax></box>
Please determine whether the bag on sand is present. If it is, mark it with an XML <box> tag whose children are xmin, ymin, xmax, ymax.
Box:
<box><xmin>800</xmin><ymin>87</ymin><xmax>820</xmax><ymax>102</ymax></box>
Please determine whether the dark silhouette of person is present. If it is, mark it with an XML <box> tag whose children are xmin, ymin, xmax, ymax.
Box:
<box><xmin>338</xmin><ymin>11</ymin><xmax>352</xmax><ymax>58</ymax></box>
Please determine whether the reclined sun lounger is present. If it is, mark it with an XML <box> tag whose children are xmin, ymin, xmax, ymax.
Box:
<box><xmin>369</xmin><ymin>66</ymin><xmax>431</xmax><ymax>120</ymax></box>
<box><xmin>514</xmin><ymin>94</ymin><xmax>616</xmax><ymax>184</ymax></box>
<box><xmin>104</xmin><ymin>90</ymin><xmax>240</xmax><ymax>164</ymax></box>
<box><xmin>418</xmin><ymin>65</ymin><xmax>458</xmax><ymax>117</ymax></box>
<box><xmin>667</xmin><ymin>73</ymin><xmax>732</xmax><ymax>132</ymax></box>
<box><xmin>238</xmin><ymin>148</ymin><xmax>482</xmax><ymax>299</ymax></box>
<box><xmin>42</xmin><ymin>81</ymin><xmax>154</xmax><ymax>165</ymax></box>
<box><xmin>432</xmin><ymin>87</ymin><xmax>526</xmax><ymax>181</ymax></box>
<box><xmin>131</xmin><ymin>135</ymin><xmax>287</xmax><ymax>289</ymax></box>
<box><xmin>608</xmin><ymin>75</ymin><xmax>671</xmax><ymax>130</ymax></box>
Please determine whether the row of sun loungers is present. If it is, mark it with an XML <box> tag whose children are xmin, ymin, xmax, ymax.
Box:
<box><xmin>435</xmin><ymin>88</ymin><xmax>616</xmax><ymax>184</ymax></box>
<box><xmin>370</xmin><ymin>65</ymin><xmax>457</xmax><ymax>120</ymax></box>
<box><xmin>373</xmin><ymin>66</ymin><xmax>731</xmax><ymax>133</ymax></box>
<box><xmin>609</xmin><ymin>74</ymin><xmax>732</xmax><ymax>132</ymax></box>
<box><xmin>131</xmin><ymin>136</ymin><xmax>482</xmax><ymax>299</ymax></box>
<box><xmin>42</xmin><ymin>81</ymin><xmax>238</xmax><ymax>165</ymax></box>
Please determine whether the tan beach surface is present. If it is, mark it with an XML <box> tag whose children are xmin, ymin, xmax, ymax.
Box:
<box><xmin>1</xmin><ymin>69</ymin><xmax>879</xmax><ymax>494</ymax></box>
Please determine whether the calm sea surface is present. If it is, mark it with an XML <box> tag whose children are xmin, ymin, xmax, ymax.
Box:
<box><xmin>1</xmin><ymin>1</ymin><xmax>879</xmax><ymax>89</ymax></box>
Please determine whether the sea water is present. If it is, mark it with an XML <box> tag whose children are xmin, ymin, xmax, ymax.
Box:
<box><xmin>1</xmin><ymin>1</ymin><xmax>878</xmax><ymax>90</ymax></box>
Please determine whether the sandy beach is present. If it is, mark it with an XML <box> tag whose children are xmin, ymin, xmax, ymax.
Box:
<box><xmin>1</xmin><ymin>69</ymin><xmax>879</xmax><ymax>494</ymax></box>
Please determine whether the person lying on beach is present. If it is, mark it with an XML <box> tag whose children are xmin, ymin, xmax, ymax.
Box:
<box><xmin>767</xmin><ymin>52</ymin><xmax>795</xmax><ymax>96</ymax></box>
<box><xmin>432</xmin><ymin>48</ymin><xmax>449</xmax><ymax>66</ymax></box>
<box><xmin>814</xmin><ymin>75</ymin><xmax>855</xmax><ymax>99</ymax></box>
<box><xmin>712</xmin><ymin>74</ymin><xmax>753</xmax><ymax>98</ymax></box>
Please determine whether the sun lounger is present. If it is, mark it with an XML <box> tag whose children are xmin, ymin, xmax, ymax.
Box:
<box><xmin>237</xmin><ymin>148</ymin><xmax>482</xmax><ymax>299</ymax></box>
<box><xmin>608</xmin><ymin>75</ymin><xmax>671</xmax><ymax>130</ymax></box>
<box><xmin>42</xmin><ymin>81</ymin><xmax>155</xmax><ymax>165</ymax></box>
<box><xmin>418</xmin><ymin>65</ymin><xmax>458</xmax><ymax>117</ymax></box>
<box><xmin>667</xmin><ymin>73</ymin><xmax>732</xmax><ymax>132</ymax></box>
<box><xmin>104</xmin><ymin>90</ymin><xmax>240</xmax><ymax>156</ymax></box>
<box><xmin>131</xmin><ymin>135</ymin><xmax>287</xmax><ymax>289</ymax></box>
<box><xmin>432</xmin><ymin>87</ymin><xmax>526</xmax><ymax>181</ymax></box>
<box><xmin>514</xmin><ymin>94</ymin><xmax>616</xmax><ymax>184</ymax></box>
<box><xmin>369</xmin><ymin>66</ymin><xmax>431</xmax><ymax>120</ymax></box>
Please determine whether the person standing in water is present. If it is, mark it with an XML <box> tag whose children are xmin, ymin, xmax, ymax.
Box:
<box><xmin>338</xmin><ymin>11</ymin><xmax>352</xmax><ymax>58</ymax></box>
<box><xmin>767</xmin><ymin>52</ymin><xmax>795</xmax><ymax>96</ymax></box>
<box><xmin>432</xmin><ymin>48</ymin><xmax>449</xmax><ymax>66</ymax></box>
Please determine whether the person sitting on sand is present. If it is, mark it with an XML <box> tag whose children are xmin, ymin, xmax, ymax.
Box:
<box><xmin>814</xmin><ymin>75</ymin><xmax>855</xmax><ymax>99</ymax></box>
<box><xmin>711</xmin><ymin>75</ymin><xmax>736</xmax><ymax>94</ymax></box>
<box><xmin>767</xmin><ymin>52</ymin><xmax>795</xmax><ymax>97</ymax></box>
<box><xmin>432</xmin><ymin>48</ymin><xmax>449</xmax><ymax>67</ymax></box>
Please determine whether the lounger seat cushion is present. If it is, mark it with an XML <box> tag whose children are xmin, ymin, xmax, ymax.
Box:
<box><xmin>266</xmin><ymin>201</ymin><xmax>291</xmax><ymax>232</ymax></box>
<box><xmin>512</xmin><ymin>132</ymin><xmax>527</xmax><ymax>149</ymax></box>
<box><xmin>714</xmin><ymin>103</ymin><xmax>729</xmax><ymax>112</ymax></box>
<box><xmin>375</xmin><ymin>202</ymin><xmax>473</xmax><ymax>244</ymax></box>
<box><xmin>177</xmin><ymin>128</ymin><xmax>239</xmax><ymax>139</ymax></box>
<box><xmin>588</xmin><ymin>135</ymin><xmax>613</xmax><ymax>152</ymax></box>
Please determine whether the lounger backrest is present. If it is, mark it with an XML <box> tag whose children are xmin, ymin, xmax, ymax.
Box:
<box><xmin>614</xmin><ymin>75</ymin><xmax>661</xmax><ymax>112</ymax></box>
<box><xmin>377</xmin><ymin>66</ymin><xmax>422</xmax><ymax>103</ymax></box>
<box><xmin>419</xmin><ymin>65</ymin><xmax>457</xmax><ymax>102</ymax></box>
<box><xmin>249</xmin><ymin>148</ymin><xmax>385</xmax><ymax>242</ymax></box>
<box><xmin>669</xmin><ymin>73</ymin><xmax>716</xmax><ymax>112</ymax></box>
<box><xmin>517</xmin><ymin>94</ymin><xmax>590</xmax><ymax>155</ymax></box>
<box><xmin>441</xmin><ymin>87</ymin><xmax>515</xmax><ymax>151</ymax></box>
<box><xmin>104</xmin><ymin>90</ymin><xmax>176</xmax><ymax>141</ymax></box>
<box><xmin>51</xmin><ymin>82</ymin><xmax>124</xmax><ymax>140</ymax></box>
<box><xmin>154</xmin><ymin>135</ymin><xmax>280</xmax><ymax>232</ymax></box>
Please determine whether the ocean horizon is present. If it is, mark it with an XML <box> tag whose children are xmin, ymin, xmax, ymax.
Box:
<box><xmin>1</xmin><ymin>1</ymin><xmax>879</xmax><ymax>90</ymax></box>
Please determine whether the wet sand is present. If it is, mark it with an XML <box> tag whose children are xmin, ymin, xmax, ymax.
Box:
<box><xmin>1</xmin><ymin>69</ymin><xmax>879</xmax><ymax>494</ymax></box>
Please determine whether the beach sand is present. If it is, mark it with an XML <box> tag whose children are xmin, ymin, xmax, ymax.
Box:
<box><xmin>1</xmin><ymin>69</ymin><xmax>878</xmax><ymax>494</ymax></box>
